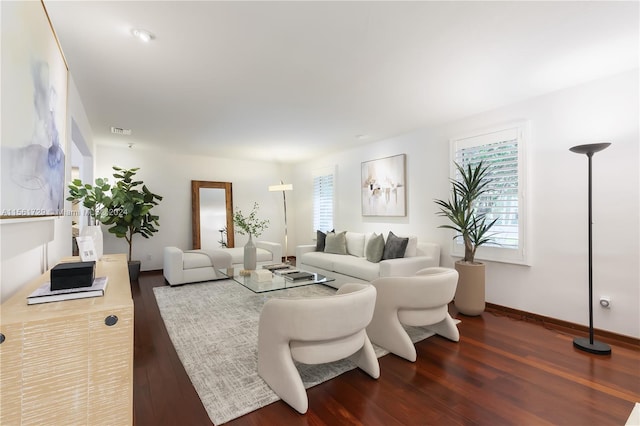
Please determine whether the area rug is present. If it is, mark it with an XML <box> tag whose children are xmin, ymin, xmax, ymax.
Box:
<box><xmin>154</xmin><ymin>280</ymin><xmax>437</xmax><ymax>425</ymax></box>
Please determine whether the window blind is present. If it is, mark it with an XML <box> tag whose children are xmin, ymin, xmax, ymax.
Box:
<box><xmin>313</xmin><ymin>171</ymin><xmax>334</xmax><ymax>232</ymax></box>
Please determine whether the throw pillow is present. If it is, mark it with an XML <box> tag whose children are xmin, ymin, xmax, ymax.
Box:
<box><xmin>324</xmin><ymin>231</ymin><xmax>348</xmax><ymax>255</ymax></box>
<box><xmin>382</xmin><ymin>231</ymin><xmax>409</xmax><ymax>260</ymax></box>
<box><xmin>315</xmin><ymin>230</ymin><xmax>327</xmax><ymax>252</ymax></box>
<box><xmin>365</xmin><ymin>233</ymin><xmax>385</xmax><ymax>263</ymax></box>
<box><xmin>345</xmin><ymin>232</ymin><xmax>366</xmax><ymax>257</ymax></box>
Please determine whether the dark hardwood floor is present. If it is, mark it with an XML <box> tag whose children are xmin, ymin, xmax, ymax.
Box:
<box><xmin>133</xmin><ymin>271</ymin><xmax>639</xmax><ymax>426</ymax></box>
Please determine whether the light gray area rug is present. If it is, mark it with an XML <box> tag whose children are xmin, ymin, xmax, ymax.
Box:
<box><xmin>154</xmin><ymin>280</ymin><xmax>436</xmax><ymax>425</ymax></box>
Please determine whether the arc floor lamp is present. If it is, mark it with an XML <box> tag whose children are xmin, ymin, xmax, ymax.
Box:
<box><xmin>269</xmin><ymin>181</ymin><xmax>293</xmax><ymax>264</ymax></box>
<box><xmin>569</xmin><ymin>142</ymin><xmax>611</xmax><ymax>355</ymax></box>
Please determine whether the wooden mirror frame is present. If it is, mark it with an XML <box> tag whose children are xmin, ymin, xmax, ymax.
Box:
<box><xmin>191</xmin><ymin>181</ymin><xmax>234</xmax><ymax>249</ymax></box>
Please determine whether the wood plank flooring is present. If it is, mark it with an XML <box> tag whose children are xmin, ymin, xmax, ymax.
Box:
<box><xmin>133</xmin><ymin>271</ymin><xmax>639</xmax><ymax>426</ymax></box>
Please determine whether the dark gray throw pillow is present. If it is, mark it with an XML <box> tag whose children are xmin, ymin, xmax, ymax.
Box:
<box><xmin>365</xmin><ymin>233</ymin><xmax>385</xmax><ymax>263</ymax></box>
<box><xmin>382</xmin><ymin>231</ymin><xmax>409</xmax><ymax>260</ymax></box>
<box><xmin>324</xmin><ymin>231</ymin><xmax>347</xmax><ymax>255</ymax></box>
<box><xmin>316</xmin><ymin>230</ymin><xmax>327</xmax><ymax>251</ymax></box>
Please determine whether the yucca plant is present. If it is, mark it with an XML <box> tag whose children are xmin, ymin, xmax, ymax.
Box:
<box><xmin>434</xmin><ymin>161</ymin><xmax>498</xmax><ymax>263</ymax></box>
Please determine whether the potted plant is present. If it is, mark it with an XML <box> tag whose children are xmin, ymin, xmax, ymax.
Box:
<box><xmin>434</xmin><ymin>161</ymin><xmax>498</xmax><ymax>316</ymax></box>
<box><xmin>67</xmin><ymin>177</ymin><xmax>112</xmax><ymax>260</ymax></box>
<box><xmin>100</xmin><ymin>166</ymin><xmax>163</xmax><ymax>281</ymax></box>
<box><xmin>233</xmin><ymin>202</ymin><xmax>269</xmax><ymax>270</ymax></box>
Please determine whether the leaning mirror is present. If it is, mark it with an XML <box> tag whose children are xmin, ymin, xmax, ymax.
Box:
<box><xmin>191</xmin><ymin>181</ymin><xmax>234</xmax><ymax>249</ymax></box>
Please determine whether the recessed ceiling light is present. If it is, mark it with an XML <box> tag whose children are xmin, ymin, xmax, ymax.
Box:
<box><xmin>131</xmin><ymin>28</ymin><xmax>154</xmax><ymax>42</ymax></box>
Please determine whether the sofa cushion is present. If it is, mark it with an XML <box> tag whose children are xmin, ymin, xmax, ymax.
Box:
<box><xmin>332</xmin><ymin>256</ymin><xmax>380</xmax><ymax>282</ymax></box>
<box><xmin>365</xmin><ymin>233</ymin><xmax>385</xmax><ymax>263</ymax></box>
<box><xmin>345</xmin><ymin>232</ymin><xmax>366</xmax><ymax>257</ymax></box>
<box><xmin>224</xmin><ymin>247</ymin><xmax>273</xmax><ymax>264</ymax></box>
<box><xmin>382</xmin><ymin>231</ymin><xmax>409</xmax><ymax>260</ymax></box>
<box><xmin>183</xmin><ymin>251</ymin><xmax>216</xmax><ymax>269</ymax></box>
<box><xmin>395</xmin><ymin>234</ymin><xmax>418</xmax><ymax>257</ymax></box>
<box><xmin>301</xmin><ymin>251</ymin><xmax>338</xmax><ymax>271</ymax></box>
<box><xmin>324</xmin><ymin>231</ymin><xmax>347</xmax><ymax>255</ymax></box>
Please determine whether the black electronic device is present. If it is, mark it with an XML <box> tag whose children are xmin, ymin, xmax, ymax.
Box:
<box><xmin>50</xmin><ymin>261</ymin><xmax>96</xmax><ymax>291</ymax></box>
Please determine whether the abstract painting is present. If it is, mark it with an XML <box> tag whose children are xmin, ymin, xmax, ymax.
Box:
<box><xmin>361</xmin><ymin>154</ymin><xmax>406</xmax><ymax>216</ymax></box>
<box><xmin>1</xmin><ymin>1</ymin><xmax>67</xmax><ymax>219</ymax></box>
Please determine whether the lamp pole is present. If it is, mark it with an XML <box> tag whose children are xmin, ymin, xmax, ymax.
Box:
<box><xmin>569</xmin><ymin>142</ymin><xmax>611</xmax><ymax>355</ymax></box>
<box><xmin>268</xmin><ymin>181</ymin><xmax>293</xmax><ymax>264</ymax></box>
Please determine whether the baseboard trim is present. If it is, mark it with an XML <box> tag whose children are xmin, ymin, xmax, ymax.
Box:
<box><xmin>485</xmin><ymin>302</ymin><xmax>639</xmax><ymax>350</ymax></box>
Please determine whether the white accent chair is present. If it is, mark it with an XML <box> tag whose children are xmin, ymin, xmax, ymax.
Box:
<box><xmin>367</xmin><ymin>267</ymin><xmax>459</xmax><ymax>362</ymax></box>
<box><xmin>257</xmin><ymin>283</ymin><xmax>379</xmax><ymax>414</ymax></box>
<box><xmin>163</xmin><ymin>247</ymin><xmax>232</xmax><ymax>286</ymax></box>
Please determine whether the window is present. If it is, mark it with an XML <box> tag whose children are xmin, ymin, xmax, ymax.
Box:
<box><xmin>313</xmin><ymin>166</ymin><xmax>335</xmax><ymax>233</ymax></box>
<box><xmin>450</xmin><ymin>121</ymin><xmax>530</xmax><ymax>265</ymax></box>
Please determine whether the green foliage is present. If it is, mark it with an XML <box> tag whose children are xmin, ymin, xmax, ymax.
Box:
<box><xmin>66</xmin><ymin>177</ymin><xmax>112</xmax><ymax>223</ymax></box>
<box><xmin>434</xmin><ymin>161</ymin><xmax>498</xmax><ymax>264</ymax></box>
<box><xmin>233</xmin><ymin>202</ymin><xmax>269</xmax><ymax>238</ymax></box>
<box><xmin>100</xmin><ymin>167</ymin><xmax>163</xmax><ymax>262</ymax></box>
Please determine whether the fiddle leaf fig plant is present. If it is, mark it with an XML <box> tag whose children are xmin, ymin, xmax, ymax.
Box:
<box><xmin>100</xmin><ymin>166</ymin><xmax>163</xmax><ymax>262</ymax></box>
<box><xmin>434</xmin><ymin>161</ymin><xmax>498</xmax><ymax>264</ymax></box>
<box><xmin>67</xmin><ymin>177</ymin><xmax>111</xmax><ymax>224</ymax></box>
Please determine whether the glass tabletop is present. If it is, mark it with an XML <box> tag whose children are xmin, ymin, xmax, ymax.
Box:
<box><xmin>217</xmin><ymin>266</ymin><xmax>334</xmax><ymax>293</ymax></box>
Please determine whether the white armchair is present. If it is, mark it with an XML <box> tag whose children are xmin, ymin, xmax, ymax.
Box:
<box><xmin>367</xmin><ymin>267</ymin><xmax>459</xmax><ymax>362</ymax></box>
<box><xmin>257</xmin><ymin>283</ymin><xmax>379</xmax><ymax>414</ymax></box>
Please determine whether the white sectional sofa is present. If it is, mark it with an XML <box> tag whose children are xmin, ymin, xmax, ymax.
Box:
<box><xmin>164</xmin><ymin>241</ymin><xmax>282</xmax><ymax>286</ymax></box>
<box><xmin>296</xmin><ymin>232</ymin><xmax>440</xmax><ymax>289</ymax></box>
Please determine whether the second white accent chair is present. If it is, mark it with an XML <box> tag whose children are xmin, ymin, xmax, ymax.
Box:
<box><xmin>257</xmin><ymin>283</ymin><xmax>379</xmax><ymax>414</ymax></box>
<box><xmin>367</xmin><ymin>267</ymin><xmax>460</xmax><ymax>362</ymax></box>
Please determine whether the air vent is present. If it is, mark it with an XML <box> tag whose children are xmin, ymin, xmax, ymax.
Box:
<box><xmin>110</xmin><ymin>126</ymin><xmax>132</xmax><ymax>136</ymax></box>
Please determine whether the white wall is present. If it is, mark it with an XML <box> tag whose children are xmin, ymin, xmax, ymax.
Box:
<box><xmin>293</xmin><ymin>69</ymin><xmax>639</xmax><ymax>338</ymax></box>
<box><xmin>95</xmin><ymin>145</ymin><xmax>293</xmax><ymax>270</ymax></box>
<box><xmin>1</xmin><ymin>76</ymin><xmax>93</xmax><ymax>302</ymax></box>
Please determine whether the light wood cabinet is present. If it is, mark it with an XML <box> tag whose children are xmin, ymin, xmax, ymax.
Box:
<box><xmin>0</xmin><ymin>254</ymin><xmax>134</xmax><ymax>425</ymax></box>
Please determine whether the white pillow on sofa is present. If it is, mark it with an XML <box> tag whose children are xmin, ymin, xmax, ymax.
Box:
<box><xmin>345</xmin><ymin>232</ymin><xmax>366</xmax><ymax>257</ymax></box>
<box><xmin>394</xmin><ymin>234</ymin><xmax>417</xmax><ymax>257</ymax></box>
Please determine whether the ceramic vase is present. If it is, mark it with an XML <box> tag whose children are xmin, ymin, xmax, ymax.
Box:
<box><xmin>244</xmin><ymin>234</ymin><xmax>257</xmax><ymax>270</ymax></box>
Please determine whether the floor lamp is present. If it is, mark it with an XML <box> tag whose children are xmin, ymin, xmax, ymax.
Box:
<box><xmin>269</xmin><ymin>181</ymin><xmax>293</xmax><ymax>264</ymax></box>
<box><xmin>569</xmin><ymin>142</ymin><xmax>611</xmax><ymax>355</ymax></box>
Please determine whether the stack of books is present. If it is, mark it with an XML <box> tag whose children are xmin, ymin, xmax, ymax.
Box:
<box><xmin>262</xmin><ymin>263</ymin><xmax>291</xmax><ymax>272</ymax></box>
<box><xmin>281</xmin><ymin>271</ymin><xmax>314</xmax><ymax>282</ymax></box>
<box><xmin>27</xmin><ymin>277</ymin><xmax>108</xmax><ymax>305</ymax></box>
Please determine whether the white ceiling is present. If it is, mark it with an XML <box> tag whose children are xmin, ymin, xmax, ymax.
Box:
<box><xmin>44</xmin><ymin>1</ymin><xmax>639</xmax><ymax>163</ymax></box>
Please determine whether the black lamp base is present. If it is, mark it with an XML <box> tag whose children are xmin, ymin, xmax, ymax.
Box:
<box><xmin>573</xmin><ymin>337</ymin><xmax>611</xmax><ymax>355</ymax></box>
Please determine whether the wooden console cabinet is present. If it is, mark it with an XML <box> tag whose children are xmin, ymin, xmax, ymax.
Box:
<box><xmin>0</xmin><ymin>254</ymin><xmax>134</xmax><ymax>425</ymax></box>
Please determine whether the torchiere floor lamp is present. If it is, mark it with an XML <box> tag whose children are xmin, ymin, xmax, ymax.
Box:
<box><xmin>269</xmin><ymin>181</ymin><xmax>293</xmax><ymax>264</ymax></box>
<box><xmin>569</xmin><ymin>142</ymin><xmax>611</xmax><ymax>355</ymax></box>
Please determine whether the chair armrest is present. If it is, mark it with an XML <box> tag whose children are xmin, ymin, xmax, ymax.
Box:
<box><xmin>379</xmin><ymin>256</ymin><xmax>432</xmax><ymax>277</ymax></box>
<box><xmin>257</xmin><ymin>241</ymin><xmax>282</xmax><ymax>263</ymax></box>
<box><xmin>163</xmin><ymin>247</ymin><xmax>184</xmax><ymax>285</ymax></box>
<box><xmin>295</xmin><ymin>244</ymin><xmax>316</xmax><ymax>260</ymax></box>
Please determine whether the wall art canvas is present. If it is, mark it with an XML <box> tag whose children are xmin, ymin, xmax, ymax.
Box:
<box><xmin>1</xmin><ymin>1</ymin><xmax>68</xmax><ymax>219</ymax></box>
<box><xmin>361</xmin><ymin>154</ymin><xmax>406</xmax><ymax>216</ymax></box>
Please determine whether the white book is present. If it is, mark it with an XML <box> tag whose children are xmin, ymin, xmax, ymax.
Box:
<box><xmin>27</xmin><ymin>276</ymin><xmax>108</xmax><ymax>305</ymax></box>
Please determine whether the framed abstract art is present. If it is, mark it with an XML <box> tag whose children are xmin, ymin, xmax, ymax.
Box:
<box><xmin>361</xmin><ymin>154</ymin><xmax>406</xmax><ymax>216</ymax></box>
<box><xmin>1</xmin><ymin>1</ymin><xmax>68</xmax><ymax>219</ymax></box>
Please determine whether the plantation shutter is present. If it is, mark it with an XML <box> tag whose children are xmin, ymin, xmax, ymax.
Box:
<box><xmin>313</xmin><ymin>167</ymin><xmax>334</xmax><ymax>233</ymax></box>
<box><xmin>451</xmin><ymin>122</ymin><xmax>529</xmax><ymax>264</ymax></box>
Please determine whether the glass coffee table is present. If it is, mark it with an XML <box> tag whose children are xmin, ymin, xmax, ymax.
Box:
<box><xmin>218</xmin><ymin>266</ymin><xmax>334</xmax><ymax>293</ymax></box>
